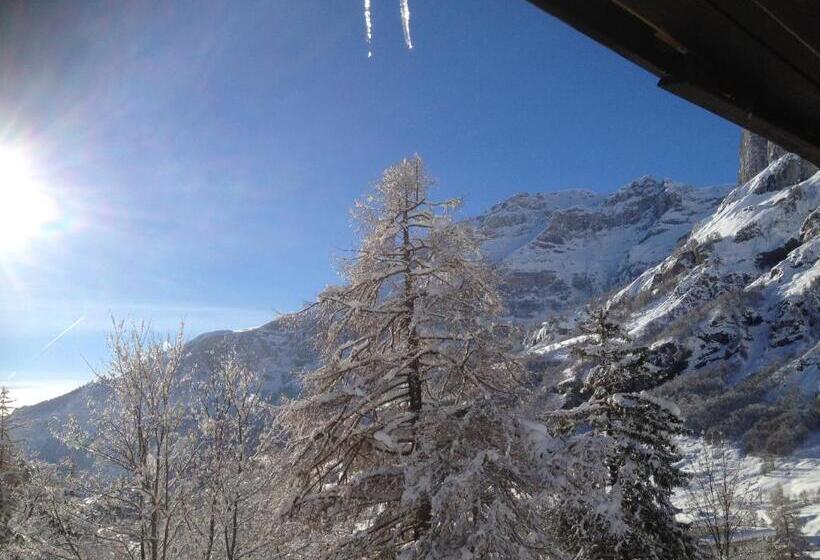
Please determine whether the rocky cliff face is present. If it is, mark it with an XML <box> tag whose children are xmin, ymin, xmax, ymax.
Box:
<box><xmin>738</xmin><ymin>130</ymin><xmax>816</xmax><ymax>185</ymax></box>
<box><xmin>739</xmin><ymin>130</ymin><xmax>776</xmax><ymax>184</ymax></box>
<box><xmin>475</xmin><ymin>178</ymin><xmax>728</xmax><ymax>321</ymax></box>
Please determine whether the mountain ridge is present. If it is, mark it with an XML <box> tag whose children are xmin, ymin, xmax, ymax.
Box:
<box><xmin>475</xmin><ymin>176</ymin><xmax>729</xmax><ymax>321</ymax></box>
<box><xmin>11</xmin><ymin>175</ymin><xmax>740</xmax><ymax>462</ymax></box>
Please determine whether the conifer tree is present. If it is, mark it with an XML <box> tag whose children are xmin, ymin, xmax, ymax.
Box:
<box><xmin>275</xmin><ymin>156</ymin><xmax>556</xmax><ymax>559</ymax></box>
<box><xmin>0</xmin><ymin>387</ymin><xmax>21</xmax><ymax>548</ymax></box>
<box><xmin>562</xmin><ymin>309</ymin><xmax>703</xmax><ymax>559</ymax></box>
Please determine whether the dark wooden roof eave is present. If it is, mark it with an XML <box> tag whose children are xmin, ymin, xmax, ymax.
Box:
<box><xmin>527</xmin><ymin>0</ymin><xmax>820</xmax><ymax>167</ymax></box>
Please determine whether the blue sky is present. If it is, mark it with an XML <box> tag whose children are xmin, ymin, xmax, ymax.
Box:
<box><xmin>0</xmin><ymin>1</ymin><xmax>739</xmax><ymax>405</ymax></box>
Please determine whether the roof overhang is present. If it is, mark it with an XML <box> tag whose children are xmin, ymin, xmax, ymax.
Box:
<box><xmin>528</xmin><ymin>0</ymin><xmax>820</xmax><ymax>167</ymax></box>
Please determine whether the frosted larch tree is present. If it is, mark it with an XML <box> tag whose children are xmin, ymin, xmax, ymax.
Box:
<box><xmin>274</xmin><ymin>156</ymin><xmax>558</xmax><ymax>559</ymax></box>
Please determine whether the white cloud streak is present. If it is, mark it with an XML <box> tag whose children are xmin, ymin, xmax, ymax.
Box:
<box><xmin>38</xmin><ymin>315</ymin><xmax>86</xmax><ymax>355</ymax></box>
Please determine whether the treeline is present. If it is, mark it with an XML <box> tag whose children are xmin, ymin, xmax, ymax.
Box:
<box><xmin>0</xmin><ymin>157</ymin><xmax>813</xmax><ymax>559</ymax></box>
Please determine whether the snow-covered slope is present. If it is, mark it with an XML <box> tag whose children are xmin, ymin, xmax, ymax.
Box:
<box><xmin>675</xmin><ymin>436</ymin><xmax>820</xmax><ymax>556</ymax></box>
<box><xmin>533</xmin><ymin>153</ymin><xmax>819</xmax><ymax>455</ymax></box>
<box><xmin>475</xmin><ymin>178</ymin><xmax>728</xmax><ymax>321</ymax></box>
<box><xmin>617</xmin><ymin>155</ymin><xmax>818</xmax><ymax>379</ymax></box>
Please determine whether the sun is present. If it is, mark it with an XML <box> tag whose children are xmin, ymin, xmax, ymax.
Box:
<box><xmin>0</xmin><ymin>146</ymin><xmax>60</xmax><ymax>255</ymax></box>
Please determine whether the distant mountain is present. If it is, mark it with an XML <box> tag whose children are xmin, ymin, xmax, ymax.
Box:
<box><xmin>474</xmin><ymin>178</ymin><xmax>728</xmax><ymax>321</ymax></box>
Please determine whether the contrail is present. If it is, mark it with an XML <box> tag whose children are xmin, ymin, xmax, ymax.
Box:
<box><xmin>38</xmin><ymin>315</ymin><xmax>86</xmax><ymax>356</ymax></box>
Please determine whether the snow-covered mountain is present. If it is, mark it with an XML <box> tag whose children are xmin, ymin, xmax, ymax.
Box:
<box><xmin>617</xmin><ymin>154</ymin><xmax>818</xmax><ymax>352</ymax></box>
<box><xmin>520</xmin><ymin>145</ymin><xmax>819</xmax><ymax>548</ymax></box>
<box><xmin>474</xmin><ymin>178</ymin><xmax>728</xmax><ymax>321</ymax></box>
<box><xmin>534</xmin><ymin>150</ymin><xmax>819</xmax><ymax>456</ymax></box>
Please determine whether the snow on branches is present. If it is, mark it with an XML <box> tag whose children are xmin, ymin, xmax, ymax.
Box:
<box><xmin>275</xmin><ymin>156</ymin><xmax>559</xmax><ymax>558</ymax></box>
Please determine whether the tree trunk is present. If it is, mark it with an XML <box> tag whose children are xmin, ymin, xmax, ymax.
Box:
<box><xmin>402</xmin><ymin>177</ymin><xmax>431</xmax><ymax>541</ymax></box>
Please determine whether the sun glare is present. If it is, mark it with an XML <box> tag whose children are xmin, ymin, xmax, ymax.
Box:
<box><xmin>0</xmin><ymin>145</ymin><xmax>60</xmax><ymax>255</ymax></box>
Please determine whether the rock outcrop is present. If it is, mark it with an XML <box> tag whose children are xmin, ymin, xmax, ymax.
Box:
<box><xmin>739</xmin><ymin>129</ymin><xmax>816</xmax><ymax>185</ymax></box>
<box><xmin>475</xmin><ymin>178</ymin><xmax>728</xmax><ymax>321</ymax></box>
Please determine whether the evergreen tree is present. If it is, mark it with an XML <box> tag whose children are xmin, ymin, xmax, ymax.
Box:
<box><xmin>0</xmin><ymin>387</ymin><xmax>22</xmax><ymax>548</ymax></box>
<box><xmin>274</xmin><ymin>156</ymin><xmax>556</xmax><ymax>558</ymax></box>
<box><xmin>563</xmin><ymin>309</ymin><xmax>703</xmax><ymax>559</ymax></box>
<box><xmin>767</xmin><ymin>485</ymin><xmax>811</xmax><ymax>560</ymax></box>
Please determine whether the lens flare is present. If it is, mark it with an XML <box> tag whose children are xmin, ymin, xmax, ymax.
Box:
<box><xmin>0</xmin><ymin>145</ymin><xmax>60</xmax><ymax>254</ymax></box>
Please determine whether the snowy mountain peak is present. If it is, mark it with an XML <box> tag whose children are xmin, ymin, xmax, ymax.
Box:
<box><xmin>475</xmin><ymin>178</ymin><xmax>729</xmax><ymax>321</ymax></box>
<box><xmin>486</xmin><ymin>189</ymin><xmax>601</xmax><ymax>212</ymax></box>
<box><xmin>604</xmin><ymin>175</ymin><xmax>669</xmax><ymax>205</ymax></box>
<box><xmin>558</xmin><ymin>155</ymin><xmax>820</xmax><ymax>456</ymax></box>
<box><xmin>474</xmin><ymin>189</ymin><xmax>603</xmax><ymax>263</ymax></box>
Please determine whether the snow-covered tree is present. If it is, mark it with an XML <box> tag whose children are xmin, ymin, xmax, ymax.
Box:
<box><xmin>558</xmin><ymin>309</ymin><xmax>703</xmax><ymax>559</ymax></box>
<box><xmin>184</xmin><ymin>349</ymin><xmax>282</xmax><ymax>560</ymax></box>
<box><xmin>8</xmin><ymin>329</ymin><xmax>297</xmax><ymax>560</ymax></box>
<box><xmin>571</xmin><ymin>308</ymin><xmax>657</xmax><ymax>396</ymax></box>
<box><xmin>1</xmin><ymin>459</ymin><xmax>116</xmax><ymax>560</ymax></box>
<box><xmin>766</xmin><ymin>485</ymin><xmax>810</xmax><ymax>560</ymax></box>
<box><xmin>274</xmin><ymin>156</ymin><xmax>557</xmax><ymax>558</ymax></box>
<box><xmin>61</xmin><ymin>321</ymin><xmax>196</xmax><ymax>560</ymax></box>
<box><xmin>0</xmin><ymin>387</ymin><xmax>21</xmax><ymax>548</ymax></box>
<box><xmin>684</xmin><ymin>436</ymin><xmax>760</xmax><ymax>560</ymax></box>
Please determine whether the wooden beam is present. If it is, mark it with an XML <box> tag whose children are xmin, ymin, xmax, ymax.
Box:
<box><xmin>526</xmin><ymin>0</ymin><xmax>820</xmax><ymax>167</ymax></box>
<box><xmin>660</xmin><ymin>78</ymin><xmax>820</xmax><ymax>166</ymax></box>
